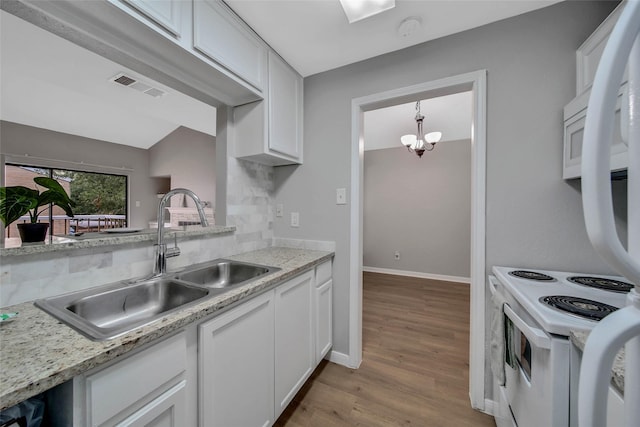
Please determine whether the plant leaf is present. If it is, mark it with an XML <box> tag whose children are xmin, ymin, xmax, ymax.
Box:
<box><xmin>0</xmin><ymin>186</ymin><xmax>39</xmax><ymax>227</ymax></box>
<box><xmin>38</xmin><ymin>190</ymin><xmax>75</xmax><ymax>218</ymax></box>
<box><xmin>34</xmin><ymin>177</ymin><xmax>73</xmax><ymax>204</ymax></box>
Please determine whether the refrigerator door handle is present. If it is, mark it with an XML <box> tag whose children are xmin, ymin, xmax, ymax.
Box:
<box><xmin>578</xmin><ymin>304</ymin><xmax>640</xmax><ymax>427</ymax></box>
<box><xmin>581</xmin><ymin>1</ymin><xmax>640</xmax><ymax>287</ymax></box>
<box><xmin>580</xmin><ymin>2</ymin><xmax>640</xmax><ymax>427</ymax></box>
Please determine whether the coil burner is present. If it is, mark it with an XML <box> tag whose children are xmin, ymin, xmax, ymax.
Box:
<box><xmin>567</xmin><ymin>276</ymin><xmax>633</xmax><ymax>293</ymax></box>
<box><xmin>508</xmin><ymin>270</ymin><xmax>556</xmax><ymax>281</ymax></box>
<box><xmin>540</xmin><ymin>295</ymin><xmax>618</xmax><ymax>321</ymax></box>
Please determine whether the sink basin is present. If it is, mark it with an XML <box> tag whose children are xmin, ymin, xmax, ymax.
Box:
<box><xmin>176</xmin><ymin>259</ymin><xmax>280</xmax><ymax>289</ymax></box>
<box><xmin>35</xmin><ymin>278</ymin><xmax>210</xmax><ymax>341</ymax></box>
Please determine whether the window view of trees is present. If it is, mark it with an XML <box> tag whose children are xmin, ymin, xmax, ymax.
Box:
<box><xmin>4</xmin><ymin>164</ymin><xmax>128</xmax><ymax>237</ymax></box>
<box><xmin>53</xmin><ymin>170</ymin><xmax>126</xmax><ymax>215</ymax></box>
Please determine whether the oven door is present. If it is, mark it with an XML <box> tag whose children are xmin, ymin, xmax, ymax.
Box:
<box><xmin>503</xmin><ymin>303</ymin><xmax>570</xmax><ymax>427</ymax></box>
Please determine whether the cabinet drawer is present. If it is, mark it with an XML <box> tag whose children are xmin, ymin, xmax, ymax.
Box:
<box><xmin>86</xmin><ymin>332</ymin><xmax>187</xmax><ymax>426</ymax></box>
<box><xmin>315</xmin><ymin>260</ymin><xmax>332</xmax><ymax>285</ymax></box>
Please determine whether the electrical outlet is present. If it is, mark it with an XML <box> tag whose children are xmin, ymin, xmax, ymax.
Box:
<box><xmin>276</xmin><ymin>204</ymin><xmax>284</xmax><ymax>217</ymax></box>
<box><xmin>395</xmin><ymin>251</ymin><xmax>400</xmax><ymax>260</ymax></box>
<box><xmin>336</xmin><ymin>188</ymin><xmax>347</xmax><ymax>205</ymax></box>
<box><xmin>291</xmin><ymin>212</ymin><xmax>299</xmax><ymax>227</ymax></box>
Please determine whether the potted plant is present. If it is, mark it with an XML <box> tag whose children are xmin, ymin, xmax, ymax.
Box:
<box><xmin>0</xmin><ymin>177</ymin><xmax>75</xmax><ymax>242</ymax></box>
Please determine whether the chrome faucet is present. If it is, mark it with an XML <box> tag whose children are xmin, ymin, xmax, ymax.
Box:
<box><xmin>153</xmin><ymin>188</ymin><xmax>209</xmax><ymax>275</ymax></box>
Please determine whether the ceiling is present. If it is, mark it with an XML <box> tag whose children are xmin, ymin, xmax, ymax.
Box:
<box><xmin>0</xmin><ymin>10</ymin><xmax>216</xmax><ymax>150</ymax></box>
<box><xmin>225</xmin><ymin>0</ymin><xmax>562</xmax><ymax>77</ymax></box>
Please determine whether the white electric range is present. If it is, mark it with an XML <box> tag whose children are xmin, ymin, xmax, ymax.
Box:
<box><xmin>490</xmin><ymin>266</ymin><xmax>633</xmax><ymax>427</ymax></box>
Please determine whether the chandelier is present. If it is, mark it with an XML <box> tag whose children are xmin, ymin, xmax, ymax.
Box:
<box><xmin>400</xmin><ymin>101</ymin><xmax>442</xmax><ymax>158</ymax></box>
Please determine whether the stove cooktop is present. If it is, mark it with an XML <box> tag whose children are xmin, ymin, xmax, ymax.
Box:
<box><xmin>492</xmin><ymin>266</ymin><xmax>633</xmax><ymax>336</ymax></box>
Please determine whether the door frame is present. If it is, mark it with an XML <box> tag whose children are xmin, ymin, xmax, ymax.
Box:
<box><xmin>347</xmin><ymin>70</ymin><xmax>488</xmax><ymax>410</ymax></box>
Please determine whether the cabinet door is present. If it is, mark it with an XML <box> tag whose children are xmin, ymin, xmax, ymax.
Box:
<box><xmin>115</xmin><ymin>380</ymin><xmax>187</xmax><ymax>427</ymax></box>
<box><xmin>193</xmin><ymin>0</ymin><xmax>267</xmax><ymax>90</ymax></box>
<box><xmin>112</xmin><ymin>0</ymin><xmax>183</xmax><ymax>38</ymax></box>
<box><xmin>563</xmin><ymin>83</ymin><xmax>628</xmax><ymax>179</ymax></box>
<box><xmin>274</xmin><ymin>271</ymin><xmax>314</xmax><ymax>418</ymax></box>
<box><xmin>199</xmin><ymin>291</ymin><xmax>274</xmax><ymax>427</ymax></box>
<box><xmin>268</xmin><ymin>51</ymin><xmax>303</xmax><ymax>161</ymax></box>
<box><xmin>314</xmin><ymin>279</ymin><xmax>333</xmax><ymax>364</ymax></box>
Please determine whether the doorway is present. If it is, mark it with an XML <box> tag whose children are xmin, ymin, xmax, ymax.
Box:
<box><xmin>348</xmin><ymin>70</ymin><xmax>487</xmax><ymax>410</ymax></box>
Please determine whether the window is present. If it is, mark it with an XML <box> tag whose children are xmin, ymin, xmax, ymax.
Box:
<box><xmin>4</xmin><ymin>164</ymin><xmax>128</xmax><ymax>238</ymax></box>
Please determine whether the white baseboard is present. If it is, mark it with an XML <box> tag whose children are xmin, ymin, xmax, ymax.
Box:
<box><xmin>363</xmin><ymin>266</ymin><xmax>471</xmax><ymax>284</ymax></box>
<box><xmin>328</xmin><ymin>350</ymin><xmax>356</xmax><ymax>368</ymax></box>
<box><xmin>482</xmin><ymin>398</ymin><xmax>496</xmax><ymax>416</ymax></box>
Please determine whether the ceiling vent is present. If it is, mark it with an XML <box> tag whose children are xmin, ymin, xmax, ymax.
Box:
<box><xmin>110</xmin><ymin>73</ymin><xmax>166</xmax><ymax>98</ymax></box>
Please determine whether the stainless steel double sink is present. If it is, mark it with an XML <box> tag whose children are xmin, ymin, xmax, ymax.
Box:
<box><xmin>34</xmin><ymin>259</ymin><xmax>280</xmax><ymax>341</ymax></box>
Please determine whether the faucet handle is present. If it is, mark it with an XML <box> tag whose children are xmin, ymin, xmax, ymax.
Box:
<box><xmin>166</xmin><ymin>234</ymin><xmax>181</xmax><ymax>258</ymax></box>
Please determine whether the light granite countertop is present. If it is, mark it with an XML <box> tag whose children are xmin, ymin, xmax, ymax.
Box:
<box><xmin>0</xmin><ymin>247</ymin><xmax>333</xmax><ymax>410</ymax></box>
<box><xmin>0</xmin><ymin>225</ymin><xmax>236</xmax><ymax>257</ymax></box>
<box><xmin>570</xmin><ymin>330</ymin><xmax>625</xmax><ymax>395</ymax></box>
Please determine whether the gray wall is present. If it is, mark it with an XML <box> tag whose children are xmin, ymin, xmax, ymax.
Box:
<box><xmin>274</xmin><ymin>0</ymin><xmax>621</xmax><ymax>383</ymax></box>
<box><xmin>149</xmin><ymin>126</ymin><xmax>216</xmax><ymax>208</ymax></box>
<box><xmin>363</xmin><ymin>141</ymin><xmax>471</xmax><ymax>278</ymax></box>
<box><xmin>0</xmin><ymin>120</ymin><xmax>157</xmax><ymax>227</ymax></box>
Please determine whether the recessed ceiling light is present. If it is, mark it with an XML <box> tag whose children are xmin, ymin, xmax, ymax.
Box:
<box><xmin>339</xmin><ymin>0</ymin><xmax>396</xmax><ymax>24</ymax></box>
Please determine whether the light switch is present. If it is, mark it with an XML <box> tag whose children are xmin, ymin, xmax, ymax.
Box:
<box><xmin>336</xmin><ymin>188</ymin><xmax>347</xmax><ymax>205</ymax></box>
<box><xmin>276</xmin><ymin>204</ymin><xmax>284</xmax><ymax>217</ymax></box>
<box><xmin>291</xmin><ymin>212</ymin><xmax>299</xmax><ymax>227</ymax></box>
<box><xmin>135</xmin><ymin>200</ymin><xmax>141</xmax><ymax>207</ymax></box>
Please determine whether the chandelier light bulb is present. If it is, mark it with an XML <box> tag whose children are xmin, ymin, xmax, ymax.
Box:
<box><xmin>425</xmin><ymin>131</ymin><xmax>442</xmax><ymax>144</ymax></box>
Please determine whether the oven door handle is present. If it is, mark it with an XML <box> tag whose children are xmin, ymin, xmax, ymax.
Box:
<box><xmin>504</xmin><ymin>304</ymin><xmax>552</xmax><ymax>350</ymax></box>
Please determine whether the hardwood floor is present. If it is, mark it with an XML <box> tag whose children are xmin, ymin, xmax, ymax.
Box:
<box><xmin>274</xmin><ymin>272</ymin><xmax>495</xmax><ymax>427</ymax></box>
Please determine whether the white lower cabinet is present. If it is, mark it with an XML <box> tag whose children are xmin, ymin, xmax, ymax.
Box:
<box><xmin>115</xmin><ymin>380</ymin><xmax>187</xmax><ymax>427</ymax></box>
<box><xmin>199</xmin><ymin>291</ymin><xmax>275</xmax><ymax>427</ymax></box>
<box><xmin>63</xmin><ymin>261</ymin><xmax>333</xmax><ymax>427</ymax></box>
<box><xmin>314</xmin><ymin>261</ymin><xmax>333</xmax><ymax>364</ymax></box>
<box><xmin>274</xmin><ymin>271</ymin><xmax>314</xmax><ymax>418</ymax></box>
<box><xmin>74</xmin><ymin>332</ymin><xmax>190</xmax><ymax>427</ymax></box>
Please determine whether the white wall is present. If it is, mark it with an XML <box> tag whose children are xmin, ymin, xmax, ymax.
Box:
<box><xmin>273</xmin><ymin>0</ymin><xmax>621</xmax><ymax>392</ymax></box>
<box><xmin>363</xmin><ymin>141</ymin><xmax>471</xmax><ymax>279</ymax></box>
<box><xmin>149</xmin><ymin>126</ymin><xmax>216</xmax><ymax>208</ymax></box>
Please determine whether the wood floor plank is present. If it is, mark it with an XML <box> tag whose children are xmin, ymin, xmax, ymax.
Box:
<box><xmin>274</xmin><ymin>272</ymin><xmax>495</xmax><ymax>427</ymax></box>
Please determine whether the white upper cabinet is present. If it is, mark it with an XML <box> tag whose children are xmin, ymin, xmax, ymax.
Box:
<box><xmin>563</xmin><ymin>83</ymin><xmax>628</xmax><ymax>180</ymax></box>
<box><xmin>114</xmin><ymin>0</ymin><xmax>184</xmax><ymax>39</ymax></box>
<box><xmin>575</xmin><ymin>3</ymin><xmax>626</xmax><ymax>95</ymax></box>
<box><xmin>193</xmin><ymin>0</ymin><xmax>267</xmax><ymax>91</ymax></box>
<box><xmin>563</xmin><ymin>3</ymin><xmax>629</xmax><ymax>179</ymax></box>
<box><xmin>233</xmin><ymin>52</ymin><xmax>304</xmax><ymax>166</ymax></box>
<box><xmin>268</xmin><ymin>51</ymin><xmax>303</xmax><ymax>159</ymax></box>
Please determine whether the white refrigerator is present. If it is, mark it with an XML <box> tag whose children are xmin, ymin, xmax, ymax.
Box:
<box><xmin>579</xmin><ymin>1</ymin><xmax>640</xmax><ymax>426</ymax></box>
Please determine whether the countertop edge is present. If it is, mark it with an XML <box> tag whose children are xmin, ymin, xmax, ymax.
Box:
<box><xmin>570</xmin><ymin>330</ymin><xmax>625</xmax><ymax>395</ymax></box>
<box><xmin>0</xmin><ymin>247</ymin><xmax>334</xmax><ymax>410</ymax></box>
<box><xmin>0</xmin><ymin>225</ymin><xmax>236</xmax><ymax>257</ymax></box>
